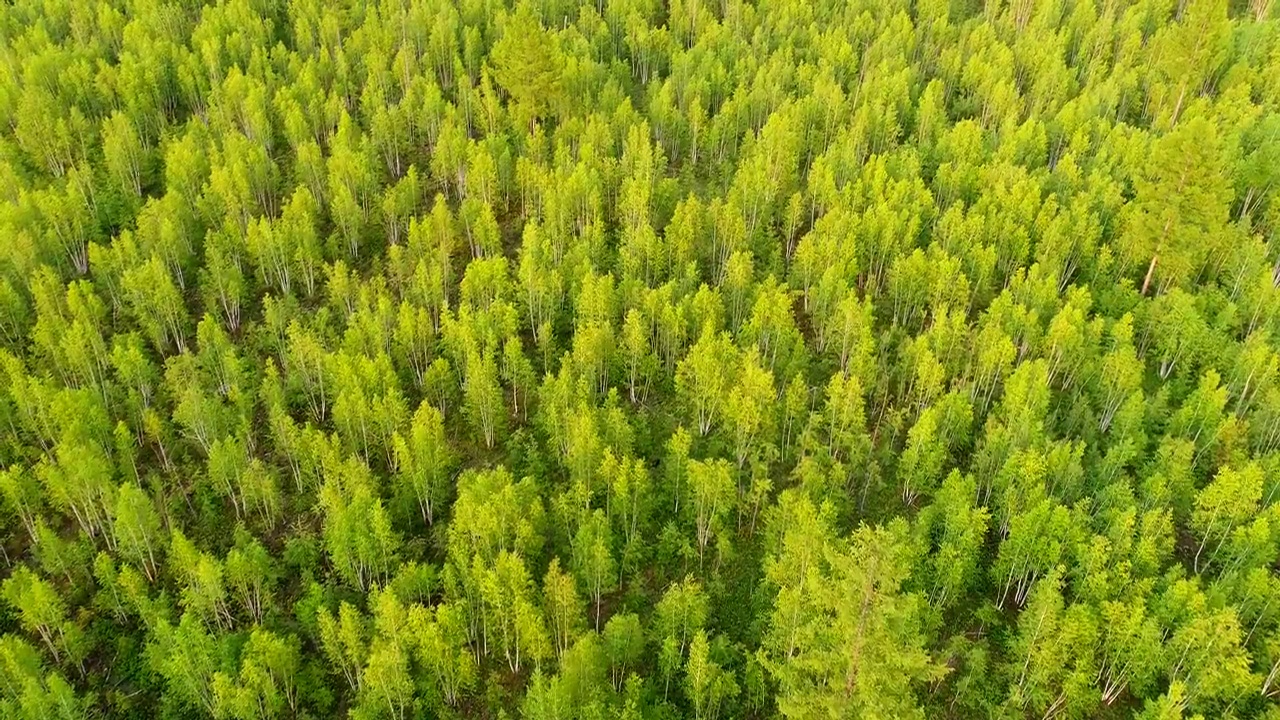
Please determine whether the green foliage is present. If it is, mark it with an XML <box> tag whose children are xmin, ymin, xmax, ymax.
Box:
<box><xmin>0</xmin><ymin>0</ymin><xmax>1279</xmax><ymax>718</ymax></box>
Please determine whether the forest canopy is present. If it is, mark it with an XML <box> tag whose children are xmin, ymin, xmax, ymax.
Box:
<box><xmin>2</xmin><ymin>0</ymin><xmax>1280</xmax><ymax>718</ymax></box>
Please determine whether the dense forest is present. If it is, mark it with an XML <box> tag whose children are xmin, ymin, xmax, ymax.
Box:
<box><xmin>1</xmin><ymin>0</ymin><xmax>1280</xmax><ymax>718</ymax></box>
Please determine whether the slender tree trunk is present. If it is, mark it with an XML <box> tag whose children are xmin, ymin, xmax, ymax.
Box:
<box><xmin>1141</xmin><ymin>253</ymin><xmax>1159</xmax><ymax>295</ymax></box>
